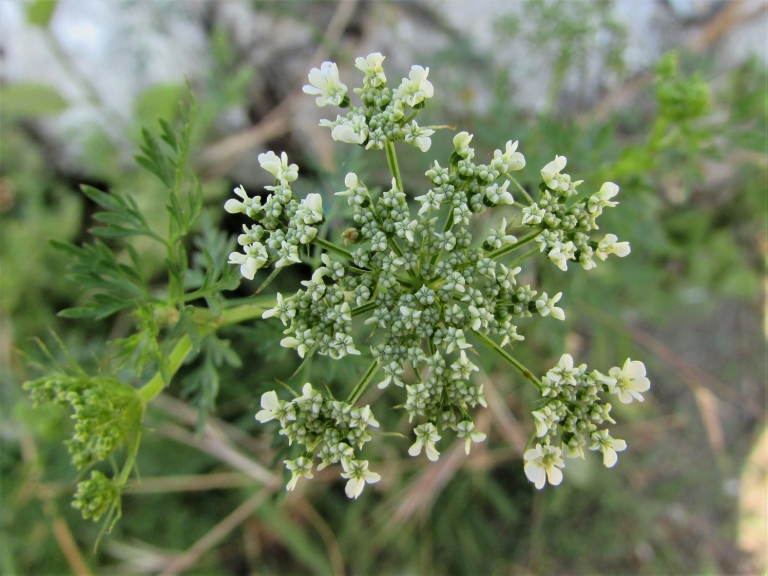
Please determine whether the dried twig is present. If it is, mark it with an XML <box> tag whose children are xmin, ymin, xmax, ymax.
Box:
<box><xmin>197</xmin><ymin>0</ymin><xmax>360</xmax><ymax>179</ymax></box>
<box><xmin>481</xmin><ymin>373</ymin><xmax>527</xmax><ymax>455</ymax></box>
<box><xmin>158</xmin><ymin>483</ymin><xmax>280</xmax><ymax>576</ymax></box>
<box><xmin>156</xmin><ymin>422</ymin><xmax>275</xmax><ymax>484</ymax></box>
<box><xmin>295</xmin><ymin>498</ymin><xmax>346</xmax><ymax>576</ymax></box>
<box><xmin>152</xmin><ymin>394</ymin><xmax>266</xmax><ymax>456</ymax></box>
<box><xmin>19</xmin><ymin>433</ymin><xmax>93</xmax><ymax>576</ymax></box>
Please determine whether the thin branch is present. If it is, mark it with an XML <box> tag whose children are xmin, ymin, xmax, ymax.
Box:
<box><xmin>197</xmin><ymin>0</ymin><xmax>360</xmax><ymax>179</ymax></box>
<box><xmin>156</xmin><ymin>422</ymin><xmax>275</xmax><ymax>485</ymax></box>
<box><xmin>472</xmin><ymin>331</ymin><xmax>542</xmax><ymax>390</ymax></box>
<box><xmin>158</xmin><ymin>484</ymin><xmax>279</xmax><ymax>576</ymax></box>
<box><xmin>19</xmin><ymin>433</ymin><xmax>93</xmax><ymax>576</ymax></box>
<box><xmin>295</xmin><ymin>499</ymin><xmax>346</xmax><ymax>576</ymax></box>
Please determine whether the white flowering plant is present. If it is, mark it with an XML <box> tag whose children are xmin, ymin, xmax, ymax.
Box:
<box><xmin>225</xmin><ymin>53</ymin><xmax>650</xmax><ymax>496</ymax></box>
<box><xmin>23</xmin><ymin>54</ymin><xmax>650</xmax><ymax>538</ymax></box>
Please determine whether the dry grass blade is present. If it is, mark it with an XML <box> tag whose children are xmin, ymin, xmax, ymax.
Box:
<box><xmin>388</xmin><ymin>441</ymin><xmax>467</xmax><ymax>526</ymax></box>
<box><xmin>579</xmin><ymin>299</ymin><xmax>758</xmax><ymax>416</ymax></box>
<box><xmin>152</xmin><ymin>394</ymin><xmax>266</xmax><ymax>456</ymax></box>
<box><xmin>158</xmin><ymin>483</ymin><xmax>280</xmax><ymax>576</ymax></box>
<box><xmin>295</xmin><ymin>498</ymin><xmax>346</xmax><ymax>576</ymax></box>
<box><xmin>693</xmin><ymin>386</ymin><xmax>726</xmax><ymax>457</ymax></box>
<box><xmin>481</xmin><ymin>373</ymin><xmax>527</xmax><ymax>455</ymax></box>
<box><xmin>197</xmin><ymin>0</ymin><xmax>360</xmax><ymax>179</ymax></box>
<box><xmin>19</xmin><ymin>433</ymin><xmax>93</xmax><ymax>576</ymax></box>
<box><xmin>157</xmin><ymin>422</ymin><xmax>275</xmax><ymax>484</ymax></box>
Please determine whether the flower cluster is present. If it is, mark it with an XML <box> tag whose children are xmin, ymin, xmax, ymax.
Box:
<box><xmin>526</xmin><ymin>157</ymin><xmax>631</xmax><ymax>271</ymax></box>
<box><xmin>72</xmin><ymin>470</ymin><xmax>121</xmax><ymax>521</ymax></box>
<box><xmin>523</xmin><ymin>354</ymin><xmax>651</xmax><ymax>489</ymax></box>
<box><xmin>223</xmin><ymin>53</ymin><xmax>648</xmax><ymax>494</ymax></box>
<box><xmin>256</xmin><ymin>385</ymin><xmax>381</xmax><ymax>498</ymax></box>
<box><xmin>307</xmin><ymin>52</ymin><xmax>437</xmax><ymax>152</ymax></box>
<box><xmin>24</xmin><ymin>373</ymin><xmax>141</xmax><ymax>470</ymax></box>
<box><xmin>225</xmin><ymin>151</ymin><xmax>323</xmax><ymax>280</ymax></box>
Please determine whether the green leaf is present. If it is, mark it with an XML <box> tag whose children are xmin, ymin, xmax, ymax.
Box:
<box><xmin>0</xmin><ymin>83</ymin><xmax>67</xmax><ymax>119</ymax></box>
<box><xmin>26</xmin><ymin>0</ymin><xmax>58</xmax><ymax>27</ymax></box>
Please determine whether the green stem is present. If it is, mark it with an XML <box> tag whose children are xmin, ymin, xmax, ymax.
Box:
<box><xmin>472</xmin><ymin>330</ymin><xmax>541</xmax><ymax>391</ymax></box>
<box><xmin>137</xmin><ymin>336</ymin><xmax>194</xmax><ymax>404</ymax></box>
<box><xmin>486</xmin><ymin>230</ymin><xmax>540</xmax><ymax>260</ymax></box>
<box><xmin>116</xmin><ymin>429</ymin><xmax>143</xmax><ymax>485</ymax></box>
<box><xmin>385</xmin><ymin>139</ymin><xmax>404</xmax><ymax>193</ymax></box>
<box><xmin>507</xmin><ymin>248</ymin><xmax>539</xmax><ymax>268</ymax></box>
<box><xmin>429</xmin><ymin>211</ymin><xmax>454</xmax><ymax>267</ymax></box>
<box><xmin>346</xmin><ymin>361</ymin><xmax>381</xmax><ymax>404</ymax></box>
<box><xmin>138</xmin><ymin>300</ymin><xmax>276</xmax><ymax>404</ymax></box>
<box><xmin>314</xmin><ymin>237</ymin><xmax>354</xmax><ymax>261</ymax></box>
<box><xmin>508</xmin><ymin>175</ymin><xmax>534</xmax><ymax>205</ymax></box>
<box><xmin>352</xmin><ymin>301</ymin><xmax>378</xmax><ymax>317</ymax></box>
<box><xmin>255</xmin><ymin>267</ymin><xmax>282</xmax><ymax>295</ymax></box>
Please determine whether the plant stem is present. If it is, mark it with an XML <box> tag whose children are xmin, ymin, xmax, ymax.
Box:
<box><xmin>486</xmin><ymin>230</ymin><xmax>540</xmax><ymax>260</ymax></box>
<box><xmin>346</xmin><ymin>361</ymin><xmax>381</xmax><ymax>404</ymax></box>
<box><xmin>385</xmin><ymin>139</ymin><xmax>404</xmax><ymax>193</ymax></box>
<box><xmin>508</xmin><ymin>248</ymin><xmax>539</xmax><ymax>268</ymax></box>
<box><xmin>472</xmin><ymin>330</ymin><xmax>541</xmax><ymax>391</ymax></box>
<box><xmin>314</xmin><ymin>236</ymin><xmax>354</xmax><ymax>260</ymax></box>
<box><xmin>351</xmin><ymin>301</ymin><xmax>378</xmax><ymax>317</ymax></box>
<box><xmin>138</xmin><ymin>336</ymin><xmax>194</xmax><ymax>404</ymax></box>
<box><xmin>508</xmin><ymin>175</ymin><xmax>534</xmax><ymax>205</ymax></box>
<box><xmin>138</xmin><ymin>300</ymin><xmax>276</xmax><ymax>404</ymax></box>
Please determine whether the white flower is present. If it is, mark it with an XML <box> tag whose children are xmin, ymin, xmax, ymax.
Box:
<box><xmin>395</xmin><ymin>219</ymin><xmax>418</xmax><ymax>243</ymax></box>
<box><xmin>608</xmin><ymin>359</ymin><xmax>651</xmax><ymax>403</ymax></box>
<box><xmin>297</xmin><ymin>383</ymin><xmax>324</xmax><ymax>415</ymax></box>
<box><xmin>224</xmin><ymin>185</ymin><xmax>263</xmax><ymax>218</ymax></box>
<box><xmin>258</xmin><ymin>151</ymin><xmax>298</xmax><ymax>182</ymax></box>
<box><xmin>301</xmin><ymin>193</ymin><xmax>324</xmax><ymax>224</ymax></box>
<box><xmin>521</xmin><ymin>205</ymin><xmax>546</xmax><ymax>226</ymax></box>
<box><xmin>331</xmin><ymin>332</ymin><xmax>360</xmax><ymax>358</ymax></box>
<box><xmin>280</xmin><ymin>329</ymin><xmax>314</xmax><ymax>358</ymax></box>
<box><xmin>451</xmin><ymin>350</ymin><xmax>479</xmax><ymax>379</ymax></box>
<box><xmin>355</xmin><ymin>52</ymin><xmax>386</xmax><ymax>86</ymax></box>
<box><xmin>589</xmin><ymin>430</ymin><xmax>627</xmax><ymax>467</ymax></box>
<box><xmin>532</xmin><ymin>405</ymin><xmax>559</xmax><ymax>438</ymax></box>
<box><xmin>396</xmin><ymin>65</ymin><xmax>434</xmax><ymax>107</ymax></box>
<box><xmin>274</xmin><ymin>241</ymin><xmax>300</xmax><ymax>268</ymax></box>
<box><xmin>541</xmin><ymin>155</ymin><xmax>567</xmax><ymax>190</ymax></box>
<box><xmin>491</xmin><ymin>140</ymin><xmax>526</xmax><ymax>173</ymax></box>
<box><xmin>255</xmin><ymin>391</ymin><xmax>296</xmax><ymax>425</ymax></box>
<box><xmin>485</xmin><ymin>180</ymin><xmax>514</xmax><ymax>205</ymax></box>
<box><xmin>302</xmin><ymin>61</ymin><xmax>348</xmax><ymax>107</ymax></box>
<box><xmin>535</xmin><ymin>292</ymin><xmax>565</xmax><ymax>320</ymax></box>
<box><xmin>467</xmin><ymin>306</ymin><xmax>493</xmax><ymax>331</ymax></box>
<box><xmin>285</xmin><ymin>456</ymin><xmax>313</xmax><ymax>491</ymax></box>
<box><xmin>524</xmin><ymin>443</ymin><xmax>565</xmax><ymax>489</ymax></box>
<box><xmin>596</xmin><ymin>234</ymin><xmax>631</xmax><ymax>260</ymax></box>
<box><xmin>456</xmin><ymin>420</ymin><xmax>486</xmax><ymax>455</ymax></box>
<box><xmin>325</xmin><ymin>114</ymin><xmax>369</xmax><ymax>145</ymax></box>
<box><xmin>340</xmin><ymin>459</ymin><xmax>381</xmax><ymax>499</ymax></box>
<box><xmin>547</xmin><ymin>241</ymin><xmax>576</xmax><ymax>271</ymax></box>
<box><xmin>453</xmin><ymin>131</ymin><xmax>474</xmax><ymax>159</ymax></box>
<box><xmin>403</xmin><ymin>121</ymin><xmax>435</xmax><ymax>152</ymax></box>
<box><xmin>588</xmin><ymin>181</ymin><xmax>619</xmax><ymax>215</ymax></box>
<box><xmin>262</xmin><ymin>292</ymin><xmax>296</xmax><ymax>325</ymax></box>
<box><xmin>409</xmin><ymin>422</ymin><xmax>441</xmax><ymax>461</ymax></box>
<box><xmin>228</xmin><ymin>242</ymin><xmax>268</xmax><ymax>280</ymax></box>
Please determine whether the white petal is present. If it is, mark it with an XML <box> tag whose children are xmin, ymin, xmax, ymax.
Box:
<box><xmin>547</xmin><ymin>465</ymin><xmax>564</xmax><ymax>485</ymax></box>
<box><xmin>603</xmin><ymin>448</ymin><xmax>618</xmax><ymax>468</ymax></box>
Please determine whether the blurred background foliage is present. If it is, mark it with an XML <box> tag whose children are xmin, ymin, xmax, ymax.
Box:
<box><xmin>0</xmin><ymin>0</ymin><xmax>765</xmax><ymax>574</ymax></box>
